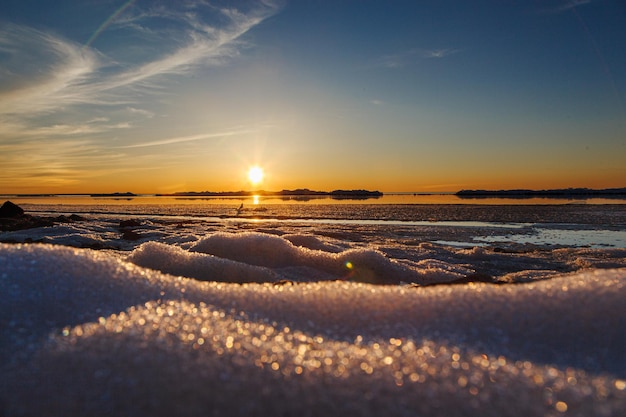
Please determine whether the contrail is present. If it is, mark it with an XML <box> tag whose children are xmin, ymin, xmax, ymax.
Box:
<box><xmin>83</xmin><ymin>0</ymin><xmax>136</xmax><ymax>50</ymax></box>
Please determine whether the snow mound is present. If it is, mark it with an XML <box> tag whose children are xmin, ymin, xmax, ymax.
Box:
<box><xmin>129</xmin><ymin>241</ymin><xmax>281</xmax><ymax>283</ymax></box>
<box><xmin>186</xmin><ymin>231</ymin><xmax>469</xmax><ymax>284</ymax></box>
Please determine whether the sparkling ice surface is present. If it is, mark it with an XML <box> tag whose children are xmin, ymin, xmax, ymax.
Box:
<box><xmin>1</xmin><ymin>242</ymin><xmax>625</xmax><ymax>416</ymax></box>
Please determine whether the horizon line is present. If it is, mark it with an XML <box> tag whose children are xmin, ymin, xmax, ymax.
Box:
<box><xmin>3</xmin><ymin>186</ymin><xmax>626</xmax><ymax>198</ymax></box>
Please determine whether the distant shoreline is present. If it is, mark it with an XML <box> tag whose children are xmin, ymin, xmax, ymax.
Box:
<box><xmin>90</xmin><ymin>192</ymin><xmax>137</xmax><ymax>197</ymax></box>
<box><xmin>456</xmin><ymin>187</ymin><xmax>626</xmax><ymax>199</ymax></box>
<box><xmin>156</xmin><ymin>189</ymin><xmax>384</xmax><ymax>198</ymax></box>
<box><xmin>0</xmin><ymin>189</ymin><xmax>383</xmax><ymax>198</ymax></box>
<box><xmin>4</xmin><ymin>187</ymin><xmax>626</xmax><ymax>199</ymax></box>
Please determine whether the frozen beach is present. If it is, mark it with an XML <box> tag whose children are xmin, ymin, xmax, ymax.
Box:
<box><xmin>1</xmin><ymin>196</ymin><xmax>626</xmax><ymax>416</ymax></box>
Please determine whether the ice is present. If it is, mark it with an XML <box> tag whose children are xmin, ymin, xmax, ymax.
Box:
<box><xmin>1</xmin><ymin>242</ymin><xmax>625</xmax><ymax>416</ymax></box>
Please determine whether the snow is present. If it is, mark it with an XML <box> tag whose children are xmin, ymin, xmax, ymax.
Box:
<box><xmin>185</xmin><ymin>231</ymin><xmax>471</xmax><ymax>284</ymax></box>
<box><xmin>1</xmin><ymin>242</ymin><xmax>625</xmax><ymax>416</ymax></box>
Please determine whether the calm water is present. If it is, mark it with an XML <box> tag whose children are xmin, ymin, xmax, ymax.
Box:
<box><xmin>3</xmin><ymin>192</ymin><xmax>626</xmax><ymax>207</ymax></box>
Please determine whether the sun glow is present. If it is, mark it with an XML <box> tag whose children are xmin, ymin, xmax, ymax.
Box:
<box><xmin>247</xmin><ymin>166</ymin><xmax>264</xmax><ymax>186</ymax></box>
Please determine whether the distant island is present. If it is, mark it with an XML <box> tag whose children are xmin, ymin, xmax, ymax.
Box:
<box><xmin>90</xmin><ymin>192</ymin><xmax>137</xmax><ymax>197</ymax></box>
<box><xmin>456</xmin><ymin>187</ymin><xmax>626</xmax><ymax>199</ymax></box>
<box><xmin>157</xmin><ymin>189</ymin><xmax>383</xmax><ymax>199</ymax></box>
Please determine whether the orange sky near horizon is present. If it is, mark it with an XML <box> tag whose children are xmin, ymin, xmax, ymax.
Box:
<box><xmin>2</xmin><ymin>158</ymin><xmax>623</xmax><ymax>195</ymax></box>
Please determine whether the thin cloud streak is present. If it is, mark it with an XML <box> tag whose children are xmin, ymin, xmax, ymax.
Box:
<box><xmin>0</xmin><ymin>137</ymin><xmax>157</xmax><ymax>188</ymax></box>
<box><xmin>121</xmin><ymin>129</ymin><xmax>254</xmax><ymax>149</ymax></box>
<box><xmin>127</xmin><ymin>107</ymin><xmax>154</xmax><ymax>118</ymax></box>
<box><xmin>81</xmin><ymin>3</ymin><xmax>278</xmax><ymax>95</ymax></box>
<box><xmin>423</xmin><ymin>49</ymin><xmax>459</xmax><ymax>59</ymax></box>
<box><xmin>0</xmin><ymin>118</ymin><xmax>130</xmax><ymax>139</ymax></box>
<box><xmin>374</xmin><ymin>47</ymin><xmax>460</xmax><ymax>68</ymax></box>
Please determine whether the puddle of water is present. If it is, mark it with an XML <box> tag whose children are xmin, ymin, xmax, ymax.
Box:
<box><xmin>245</xmin><ymin>218</ymin><xmax>529</xmax><ymax>229</ymax></box>
<box><xmin>430</xmin><ymin>240</ymin><xmax>488</xmax><ymax>248</ymax></box>
<box><xmin>476</xmin><ymin>228</ymin><xmax>626</xmax><ymax>248</ymax></box>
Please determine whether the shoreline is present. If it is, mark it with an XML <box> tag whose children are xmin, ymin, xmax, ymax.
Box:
<box><xmin>456</xmin><ymin>187</ymin><xmax>626</xmax><ymax>199</ymax></box>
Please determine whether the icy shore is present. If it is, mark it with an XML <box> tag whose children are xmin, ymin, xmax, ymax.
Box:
<box><xmin>2</xmin><ymin>200</ymin><xmax>626</xmax><ymax>415</ymax></box>
<box><xmin>1</xmin><ymin>242</ymin><xmax>625</xmax><ymax>416</ymax></box>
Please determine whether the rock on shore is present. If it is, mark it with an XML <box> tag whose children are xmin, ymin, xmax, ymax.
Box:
<box><xmin>0</xmin><ymin>201</ymin><xmax>84</xmax><ymax>232</ymax></box>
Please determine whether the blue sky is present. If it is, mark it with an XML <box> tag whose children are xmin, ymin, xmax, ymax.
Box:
<box><xmin>1</xmin><ymin>0</ymin><xmax>625</xmax><ymax>193</ymax></box>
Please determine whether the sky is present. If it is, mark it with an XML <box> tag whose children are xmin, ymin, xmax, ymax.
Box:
<box><xmin>1</xmin><ymin>0</ymin><xmax>625</xmax><ymax>194</ymax></box>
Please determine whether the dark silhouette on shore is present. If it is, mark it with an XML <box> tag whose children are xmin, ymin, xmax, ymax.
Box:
<box><xmin>0</xmin><ymin>201</ymin><xmax>85</xmax><ymax>232</ymax></box>
<box><xmin>456</xmin><ymin>187</ymin><xmax>626</xmax><ymax>199</ymax></box>
<box><xmin>90</xmin><ymin>192</ymin><xmax>137</xmax><ymax>197</ymax></box>
<box><xmin>158</xmin><ymin>188</ymin><xmax>383</xmax><ymax>199</ymax></box>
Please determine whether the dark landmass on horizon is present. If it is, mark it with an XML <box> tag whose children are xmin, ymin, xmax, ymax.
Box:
<box><xmin>456</xmin><ymin>187</ymin><xmax>626</xmax><ymax>199</ymax></box>
<box><xmin>157</xmin><ymin>189</ymin><xmax>384</xmax><ymax>199</ymax></box>
<box><xmin>90</xmin><ymin>192</ymin><xmax>137</xmax><ymax>197</ymax></box>
<box><xmin>4</xmin><ymin>187</ymin><xmax>626</xmax><ymax>200</ymax></box>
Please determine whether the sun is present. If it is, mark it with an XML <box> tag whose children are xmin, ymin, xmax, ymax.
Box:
<box><xmin>247</xmin><ymin>166</ymin><xmax>264</xmax><ymax>186</ymax></box>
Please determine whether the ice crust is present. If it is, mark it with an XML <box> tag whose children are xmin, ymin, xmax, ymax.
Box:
<box><xmin>3</xmin><ymin>216</ymin><xmax>626</xmax><ymax>284</ymax></box>
<box><xmin>1</xmin><ymin>242</ymin><xmax>625</xmax><ymax>416</ymax></box>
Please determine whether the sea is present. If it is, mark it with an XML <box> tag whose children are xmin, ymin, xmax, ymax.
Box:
<box><xmin>1</xmin><ymin>193</ymin><xmax>625</xmax><ymax>416</ymax></box>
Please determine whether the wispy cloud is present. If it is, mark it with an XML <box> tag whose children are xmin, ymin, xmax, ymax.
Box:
<box><xmin>0</xmin><ymin>113</ymin><xmax>130</xmax><ymax>139</ymax></box>
<box><xmin>121</xmin><ymin>128</ymin><xmax>253</xmax><ymax>149</ymax></box>
<box><xmin>374</xmin><ymin>47</ymin><xmax>460</xmax><ymax>69</ymax></box>
<box><xmin>0</xmin><ymin>24</ymin><xmax>101</xmax><ymax>117</ymax></box>
<box><xmin>29</xmin><ymin>122</ymin><xmax>131</xmax><ymax>137</ymax></box>
<box><xmin>0</xmin><ymin>138</ymin><xmax>123</xmax><ymax>188</ymax></box>
<box><xmin>86</xmin><ymin>2</ymin><xmax>278</xmax><ymax>93</ymax></box>
<box><xmin>422</xmin><ymin>49</ymin><xmax>459</xmax><ymax>59</ymax></box>
<box><xmin>127</xmin><ymin>107</ymin><xmax>155</xmax><ymax>118</ymax></box>
<box><xmin>0</xmin><ymin>1</ymin><xmax>280</xmax><ymax>124</ymax></box>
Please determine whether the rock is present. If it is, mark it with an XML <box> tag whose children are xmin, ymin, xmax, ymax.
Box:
<box><xmin>54</xmin><ymin>214</ymin><xmax>87</xmax><ymax>223</ymax></box>
<box><xmin>0</xmin><ymin>203</ymin><xmax>90</xmax><ymax>233</ymax></box>
<box><xmin>118</xmin><ymin>219</ymin><xmax>142</xmax><ymax>240</ymax></box>
<box><xmin>0</xmin><ymin>202</ymin><xmax>71</xmax><ymax>232</ymax></box>
<box><xmin>0</xmin><ymin>215</ymin><xmax>54</xmax><ymax>232</ymax></box>
<box><xmin>121</xmin><ymin>230</ymin><xmax>141</xmax><ymax>241</ymax></box>
<box><xmin>0</xmin><ymin>201</ymin><xmax>24</xmax><ymax>218</ymax></box>
<box><xmin>119</xmin><ymin>219</ymin><xmax>141</xmax><ymax>228</ymax></box>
